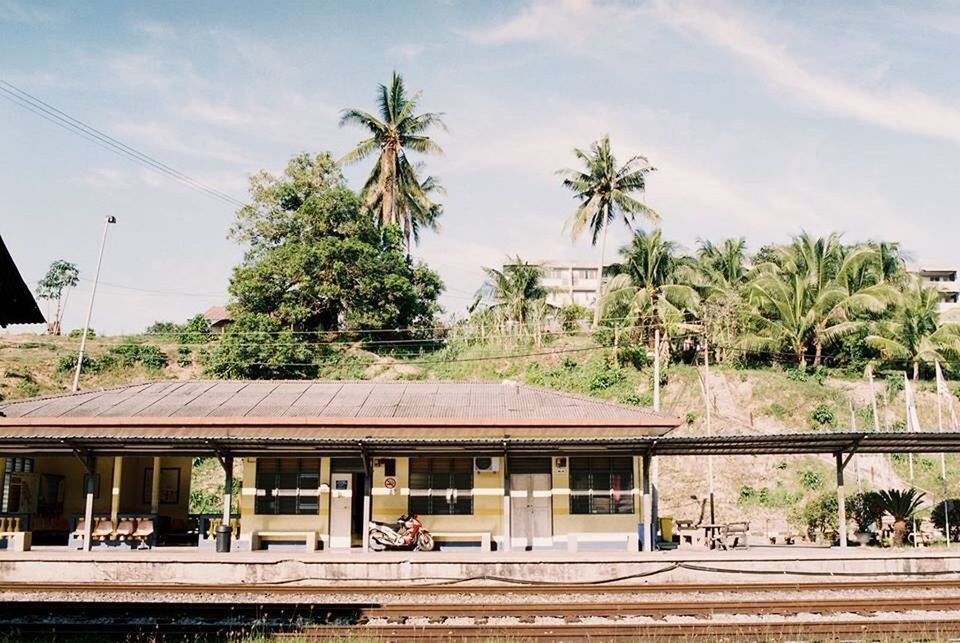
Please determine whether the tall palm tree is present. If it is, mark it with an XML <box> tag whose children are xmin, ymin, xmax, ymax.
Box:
<box><xmin>866</xmin><ymin>280</ymin><xmax>960</xmax><ymax>380</ymax></box>
<box><xmin>558</xmin><ymin>136</ymin><xmax>659</xmax><ymax>327</ymax></box>
<box><xmin>601</xmin><ymin>229</ymin><xmax>700</xmax><ymax>351</ymax></box>
<box><xmin>483</xmin><ymin>257</ymin><xmax>549</xmax><ymax>334</ymax></box>
<box><xmin>697</xmin><ymin>238</ymin><xmax>748</xmax><ymax>364</ymax></box>
<box><xmin>340</xmin><ymin>71</ymin><xmax>445</xmax><ymax>254</ymax></box>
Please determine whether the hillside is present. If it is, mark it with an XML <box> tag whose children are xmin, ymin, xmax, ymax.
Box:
<box><xmin>2</xmin><ymin>332</ymin><xmax>958</xmax><ymax>533</ymax></box>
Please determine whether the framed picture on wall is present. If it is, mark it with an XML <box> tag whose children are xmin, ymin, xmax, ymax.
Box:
<box><xmin>143</xmin><ymin>467</ymin><xmax>181</xmax><ymax>505</ymax></box>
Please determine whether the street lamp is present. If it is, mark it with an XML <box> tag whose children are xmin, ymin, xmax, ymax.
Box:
<box><xmin>71</xmin><ymin>215</ymin><xmax>117</xmax><ymax>393</ymax></box>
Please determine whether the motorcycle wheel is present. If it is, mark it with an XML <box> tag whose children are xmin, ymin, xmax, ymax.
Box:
<box><xmin>416</xmin><ymin>532</ymin><xmax>435</xmax><ymax>552</ymax></box>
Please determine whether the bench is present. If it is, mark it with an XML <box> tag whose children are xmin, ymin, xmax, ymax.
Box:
<box><xmin>721</xmin><ymin>521</ymin><xmax>751</xmax><ymax>550</ymax></box>
<box><xmin>566</xmin><ymin>532</ymin><xmax>638</xmax><ymax>553</ymax></box>
<box><xmin>0</xmin><ymin>531</ymin><xmax>31</xmax><ymax>551</ymax></box>
<box><xmin>431</xmin><ymin>532</ymin><xmax>491</xmax><ymax>552</ymax></box>
<box><xmin>766</xmin><ymin>520</ymin><xmax>799</xmax><ymax>545</ymax></box>
<box><xmin>250</xmin><ymin>530</ymin><xmax>319</xmax><ymax>552</ymax></box>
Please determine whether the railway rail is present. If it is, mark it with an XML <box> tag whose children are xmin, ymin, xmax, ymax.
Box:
<box><xmin>4</xmin><ymin>577</ymin><xmax>960</xmax><ymax>595</ymax></box>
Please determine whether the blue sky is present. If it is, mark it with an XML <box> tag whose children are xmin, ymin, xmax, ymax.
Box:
<box><xmin>2</xmin><ymin>0</ymin><xmax>959</xmax><ymax>334</ymax></box>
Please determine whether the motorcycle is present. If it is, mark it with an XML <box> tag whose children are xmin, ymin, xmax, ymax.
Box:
<box><xmin>368</xmin><ymin>513</ymin><xmax>434</xmax><ymax>551</ymax></box>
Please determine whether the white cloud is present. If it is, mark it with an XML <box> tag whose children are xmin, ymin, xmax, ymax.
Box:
<box><xmin>465</xmin><ymin>0</ymin><xmax>641</xmax><ymax>47</ymax></box>
<box><xmin>388</xmin><ymin>43</ymin><xmax>425</xmax><ymax>59</ymax></box>
<box><xmin>0</xmin><ymin>0</ymin><xmax>61</xmax><ymax>24</ymax></box>
<box><xmin>653</xmin><ymin>2</ymin><xmax>960</xmax><ymax>145</ymax></box>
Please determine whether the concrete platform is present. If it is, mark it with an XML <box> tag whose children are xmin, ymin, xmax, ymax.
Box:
<box><xmin>3</xmin><ymin>545</ymin><xmax>960</xmax><ymax>586</ymax></box>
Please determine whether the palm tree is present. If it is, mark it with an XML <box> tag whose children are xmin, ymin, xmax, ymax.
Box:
<box><xmin>483</xmin><ymin>257</ymin><xmax>549</xmax><ymax>334</ymax></box>
<box><xmin>877</xmin><ymin>488</ymin><xmax>925</xmax><ymax>547</ymax></box>
<box><xmin>867</xmin><ymin>280</ymin><xmax>960</xmax><ymax>380</ymax></box>
<box><xmin>744</xmin><ymin>234</ymin><xmax>896</xmax><ymax>369</ymax></box>
<box><xmin>340</xmin><ymin>71</ymin><xmax>445</xmax><ymax>254</ymax></box>
<box><xmin>697</xmin><ymin>238</ymin><xmax>748</xmax><ymax>364</ymax></box>
<box><xmin>601</xmin><ymin>229</ymin><xmax>700</xmax><ymax>354</ymax></box>
<box><xmin>558</xmin><ymin>136</ymin><xmax>659</xmax><ymax>327</ymax></box>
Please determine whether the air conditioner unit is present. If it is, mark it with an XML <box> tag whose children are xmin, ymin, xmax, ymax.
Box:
<box><xmin>474</xmin><ymin>457</ymin><xmax>500</xmax><ymax>473</ymax></box>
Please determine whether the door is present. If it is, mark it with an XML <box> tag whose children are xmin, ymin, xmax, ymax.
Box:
<box><xmin>511</xmin><ymin>473</ymin><xmax>553</xmax><ymax>550</ymax></box>
<box><xmin>329</xmin><ymin>473</ymin><xmax>353</xmax><ymax>549</ymax></box>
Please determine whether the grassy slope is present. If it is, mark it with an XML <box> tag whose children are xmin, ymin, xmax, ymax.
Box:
<box><xmin>3</xmin><ymin>333</ymin><xmax>958</xmax><ymax>526</ymax></box>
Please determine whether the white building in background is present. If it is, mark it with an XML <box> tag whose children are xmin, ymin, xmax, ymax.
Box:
<box><xmin>506</xmin><ymin>260</ymin><xmax>607</xmax><ymax>310</ymax></box>
<box><xmin>916</xmin><ymin>268</ymin><xmax>959</xmax><ymax>313</ymax></box>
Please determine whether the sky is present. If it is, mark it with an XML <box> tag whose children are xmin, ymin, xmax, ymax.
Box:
<box><xmin>2</xmin><ymin>0</ymin><xmax>959</xmax><ymax>335</ymax></box>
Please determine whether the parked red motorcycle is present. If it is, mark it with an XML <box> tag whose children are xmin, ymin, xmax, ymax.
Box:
<box><xmin>368</xmin><ymin>513</ymin><xmax>434</xmax><ymax>551</ymax></box>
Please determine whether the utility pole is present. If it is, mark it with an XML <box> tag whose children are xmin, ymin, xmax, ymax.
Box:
<box><xmin>651</xmin><ymin>329</ymin><xmax>661</xmax><ymax>549</ymax></box>
<box><xmin>72</xmin><ymin>215</ymin><xmax>116</xmax><ymax>393</ymax></box>
<box><xmin>704</xmin><ymin>337</ymin><xmax>715</xmax><ymax>526</ymax></box>
<box><xmin>850</xmin><ymin>399</ymin><xmax>862</xmax><ymax>494</ymax></box>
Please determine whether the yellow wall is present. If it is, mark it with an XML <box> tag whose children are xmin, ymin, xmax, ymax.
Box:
<box><xmin>551</xmin><ymin>456</ymin><xmax>642</xmax><ymax>539</ymax></box>
<box><xmin>241</xmin><ymin>455</ymin><xmax>645</xmax><ymax>542</ymax></box>
<box><xmin>0</xmin><ymin>455</ymin><xmax>191</xmax><ymax>525</ymax></box>
<box><xmin>240</xmin><ymin>457</ymin><xmax>330</xmax><ymax>534</ymax></box>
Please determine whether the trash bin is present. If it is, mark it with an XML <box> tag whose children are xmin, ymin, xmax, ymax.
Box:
<box><xmin>637</xmin><ymin>523</ymin><xmax>645</xmax><ymax>551</ymax></box>
<box><xmin>659</xmin><ymin>517</ymin><xmax>674</xmax><ymax>543</ymax></box>
<box><xmin>215</xmin><ymin>524</ymin><xmax>232</xmax><ymax>553</ymax></box>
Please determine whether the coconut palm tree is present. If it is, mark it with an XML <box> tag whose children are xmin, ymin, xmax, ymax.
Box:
<box><xmin>601</xmin><ymin>229</ymin><xmax>699</xmax><ymax>351</ymax></box>
<box><xmin>697</xmin><ymin>238</ymin><xmax>749</xmax><ymax>364</ymax></box>
<box><xmin>877</xmin><ymin>488</ymin><xmax>925</xmax><ymax>547</ymax></box>
<box><xmin>867</xmin><ymin>280</ymin><xmax>960</xmax><ymax>380</ymax></box>
<box><xmin>483</xmin><ymin>257</ymin><xmax>549</xmax><ymax>334</ymax></box>
<box><xmin>743</xmin><ymin>235</ymin><xmax>896</xmax><ymax>369</ymax></box>
<box><xmin>340</xmin><ymin>71</ymin><xmax>445</xmax><ymax>254</ymax></box>
<box><xmin>558</xmin><ymin>136</ymin><xmax>659</xmax><ymax>327</ymax></box>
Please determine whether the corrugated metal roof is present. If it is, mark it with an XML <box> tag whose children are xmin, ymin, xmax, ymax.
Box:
<box><xmin>0</xmin><ymin>379</ymin><xmax>679</xmax><ymax>426</ymax></box>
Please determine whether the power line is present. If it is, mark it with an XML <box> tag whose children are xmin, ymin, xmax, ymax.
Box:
<box><xmin>0</xmin><ymin>80</ymin><xmax>248</xmax><ymax>209</ymax></box>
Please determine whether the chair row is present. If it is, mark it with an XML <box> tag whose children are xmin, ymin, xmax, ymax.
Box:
<box><xmin>72</xmin><ymin>517</ymin><xmax>155</xmax><ymax>549</ymax></box>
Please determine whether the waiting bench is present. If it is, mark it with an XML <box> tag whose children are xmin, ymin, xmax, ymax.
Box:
<box><xmin>250</xmin><ymin>530</ymin><xmax>320</xmax><ymax>552</ymax></box>
<box><xmin>431</xmin><ymin>532</ymin><xmax>491</xmax><ymax>552</ymax></box>
<box><xmin>567</xmin><ymin>532</ymin><xmax>638</xmax><ymax>553</ymax></box>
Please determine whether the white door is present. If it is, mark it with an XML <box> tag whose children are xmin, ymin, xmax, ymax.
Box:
<box><xmin>510</xmin><ymin>473</ymin><xmax>552</xmax><ymax>550</ymax></box>
<box><xmin>329</xmin><ymin>473</ymin><xmax>353</xmax><ymax>549</ymax></box>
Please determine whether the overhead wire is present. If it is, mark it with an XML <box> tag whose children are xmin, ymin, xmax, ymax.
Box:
<box><xmin>0</xmin><ymin>80</ymin><xmax>247</xmax><ymax>208</ymax></box>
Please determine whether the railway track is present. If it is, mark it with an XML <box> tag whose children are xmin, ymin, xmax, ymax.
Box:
<box><xmin>4</xmin><ymin>577</ymin><xmax>960</xmax><ymax>595</ymax></box>
<box><xmin>287</xmin><ymin>620</ymin><xmax>960</xmax><ymax>640</ymax></box>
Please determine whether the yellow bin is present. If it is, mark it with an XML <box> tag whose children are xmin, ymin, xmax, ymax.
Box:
<box><xmin>659</xmin><ymin>517</ymin><xmax>674</xmax><ymax>542</ymax></box>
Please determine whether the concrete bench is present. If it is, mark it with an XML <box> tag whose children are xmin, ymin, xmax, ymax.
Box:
<box><xmin>250</xmin><ymin>530</ymin><xmax>319</xmax><ymax>552</ymax></box>
<box><xmin>0</xmin><ymin>531</ymin><xmax>31</xmax><ymax>552</ymax></box>
<box><xmin>431</xmin><ymin>532</ymin><xmax>491</xmax><ymax>552</ymax></box>
<box><xmin>567</xmin><ymin>532</ymin><xmax>638</xmax><ymax>553</ymax></box>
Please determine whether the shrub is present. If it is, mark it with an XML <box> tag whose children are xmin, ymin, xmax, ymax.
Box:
<box><xmin>685</xmin><ymin>411</ymin><xmax>697</xmax><ymax>424</ymax></box>
<box><xmin>811</xmin><ymin>404</ymin><xmax>836</xmax><ymax>428</ymax></box>
<box><xmin>799</xmin><ymin>469</ymin><xmax>824</xmax><ymax>491</ymax></box>
<box><xmin>932</xmin><ymin>499</ymin><xmax>960</xmax><ymax>542</ymax></box>
<box><xmin>617</xmin><ymin>344</ymin><xmax>648</xmax><ymax>369</ymax></box>
<box><xmin>559</xmin><ymin>305</ymin><xmax>589</xmax><ymax>333</ymax></box>
<box><xmin>16</xmin><ymin>379</ymin><xmax>40</xmax><ymax>398</ymax></box>
<box><xmin>886</xmin><ymin>375</ymin><xmax>905</xmax><ymax>395</ymax></box>
<box><xmin>68</xmin><ymin>328</ymin><xmax>95</xmax><ymax>339</ymax></box>
<box><xmin>589</xmin><ymin>364</ymin><xmax>625</xmax><ymax>392</ymax></box>
<box><xmin>793</xmin><ymin>491</ymin><xmax>840</xmax><ymax>540</ymax></box>
<box><xmin>177</xmin><ymin>346</ymin><xmax>192</xmax><ymax>367</ymax></box>
<box><xmin>765</xmin><ymin>402</ymin><xmax>789</xmax><ymax>421</ymax></box>
<box><xmin>137</xmin><ymin>345</ymin><xmax>169</xmax><ymax>370</ymax></box>
<box><xmin>619</xmin><ymin>393</ymin><xmax>652</xmax><ymax>407</ymax></box>
<box><xmin>57</xmin><ymin>352</ymin><xmax>93</xmax><ymax>374</ymax></box>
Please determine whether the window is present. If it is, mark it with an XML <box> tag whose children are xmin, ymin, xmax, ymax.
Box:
<box><xmin>254</xmin><ymin>458</ymin><xmax>320</xmax><ymax>515</ymax></box>
<box><xmin>569</xmin><ymin>457</ymin><xmax>635</xmax><ymax>515</ymax></box>
<box><xmin>408</xmin><ymin>457</ymin><xmax>473</xmax><ymax>515</ymax></box>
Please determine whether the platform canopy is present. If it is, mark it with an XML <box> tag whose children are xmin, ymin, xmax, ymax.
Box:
<box><xmin>0</xmin><ymin>380</ymin><xmax>681</xmax><ymax>455</ymax></box>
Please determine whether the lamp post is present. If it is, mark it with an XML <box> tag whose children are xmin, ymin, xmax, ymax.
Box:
<box><xmin>71</xmin><ymin>215</ymin><xmax>116</xmax><ymax>393</ymax></box>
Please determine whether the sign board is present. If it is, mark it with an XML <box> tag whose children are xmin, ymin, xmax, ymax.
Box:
<box><xmin>335</xmin><ymin>479</ymin><xmax>349</xmax><ymax>490</ymax></box>
<box><xmin>384</xmin><ymin>477</ymin><xmax>397</xmax><ymax>489</ymax></box>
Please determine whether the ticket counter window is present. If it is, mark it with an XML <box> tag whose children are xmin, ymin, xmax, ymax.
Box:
<box><xmin>569</xmin><ymin>456</ymin><xmax>634</xmax><ymax>515</ymax></box>
<box><xmin>254</xmin><ymin>458</ymin><xmax>320</xmax><ymax>515</ymax></box>
<box><xmin>408</xmin><ymin>457</ymin><xmax>473</xmax><ymax>515</ymax></box>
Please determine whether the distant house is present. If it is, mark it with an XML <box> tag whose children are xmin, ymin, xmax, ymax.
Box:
<box><xmin>0</xmin><ymin>235</ymin><xmax>44</xmax><ymax>328</ymax></box>
<box><xmin>504</xmin><ymin>260</ymin><xmax>608</xmax><ymax>310</ymax></box>
<box><xmin>202</xmin><ymin>305</ymin><xmax>233</xmax><ymax>334</ymax></box>
<box><xmin>915</xmin><ymin>268</ymin><xmax>959</xmax><ymax>313</ymax></box>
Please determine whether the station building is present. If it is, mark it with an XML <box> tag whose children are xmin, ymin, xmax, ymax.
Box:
<box><xmin>0</xmin><ymin>380</ymin><xmax>680</xmax><ymax>552</ymax></box>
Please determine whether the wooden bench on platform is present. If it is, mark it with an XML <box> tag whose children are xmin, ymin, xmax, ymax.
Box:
<box><xmin>431</xmin><ymin>532</ymin><xmax>491</xmax><ymax>551</ymax></box>
<box><xmin>250</xmin><ymin>530</ymin><xmax>320</xmax><ymax>551</ymax></box>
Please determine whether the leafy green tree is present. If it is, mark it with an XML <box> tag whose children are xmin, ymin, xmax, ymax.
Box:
<box><xmin>339</xmin><ymin>71</ymin><xmax>446</xmax><ymax>254</ymax></box>
<box><xmin>205</xmin><ymin>313</ymin><xmax>321</xmax><ymax>379</ymax></box>
<box><xmin>482</xmin><ymin>257</ymin><xmax>548</xmax><ymax>334</ymax></box>
<box><xmin>744</xmin><ymin>234</ymin><xmax>895</xmax><ymax>369</ymax></box>
<box><xmin>558</xmin><ymin>136</ymin><xmax>659</xmax><ymax>326</ymax></box>
<box><xmin>601</xmin><ymin>229</ymin><xmax>699</xmax><ymax>356</ymax></box>
<box><xmin>228</xmin><ymin>152</ymin><xmax>443</xmax><ymax>335</ymax></box>
<box><xmin>867</xmin><ymin>280</ymin><xmax>960</xmax><ymax>380</ymax></box>
<box><xmin>35</xmin><ymin>259</ymin><xmax>79</xmax><ymax>335</ymax></box>
<box><xmin>697</xmin><ymin>238</ymin><xmax>749</xmax><ymax>364</ymax></box>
